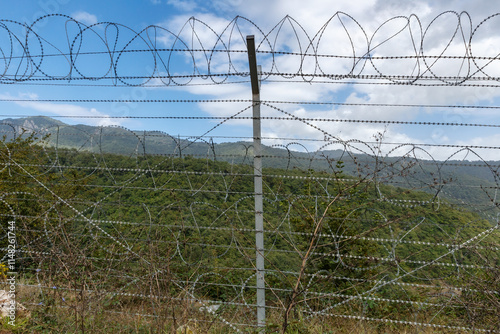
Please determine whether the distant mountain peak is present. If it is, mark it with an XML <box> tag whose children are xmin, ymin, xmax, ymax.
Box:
<box><xmin>1</xmin><ymin>116</ymin><xmax>66</xmax><ymax>132</ymax></box>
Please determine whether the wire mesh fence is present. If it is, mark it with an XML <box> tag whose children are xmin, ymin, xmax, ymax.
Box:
<box><xmin>0</xmin><ymin>12</ymin><xmax>498</xmax><ymax>333</ymax></box>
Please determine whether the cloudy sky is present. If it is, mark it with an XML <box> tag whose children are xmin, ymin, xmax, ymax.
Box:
<box><xmin>2</xmin><ymin>0</ymin><xmax>500</xmax><ymax>160</ymax></box>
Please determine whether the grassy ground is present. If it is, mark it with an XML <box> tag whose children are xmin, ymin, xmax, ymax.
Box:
<box><xmin>0</xmin><ymin>283</ymin><xmax>464</xmax><ymax>334</ymax></box>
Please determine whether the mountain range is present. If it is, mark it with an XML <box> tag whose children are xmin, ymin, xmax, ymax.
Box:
<box><xmin>1</xmin><ymin>116</ymin><xmax>498</xmax><ymax>218</ymax></box>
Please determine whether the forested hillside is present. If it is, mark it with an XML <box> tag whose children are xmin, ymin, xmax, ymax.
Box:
<box><xmin>2</xmin><ymin>116</ymin><xmax>499</xmax><ymax>215</ymax></box>
<box><xmin>0</xmin><ymin>133</ymin><xmax>498</xmax><ymax>332</ymax></box>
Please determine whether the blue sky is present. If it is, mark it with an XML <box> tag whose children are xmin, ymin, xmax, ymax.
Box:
<box><xmin>1</xmin><ymin>0</ymin><xmax>500</xmax><ymax>160</ymax></box>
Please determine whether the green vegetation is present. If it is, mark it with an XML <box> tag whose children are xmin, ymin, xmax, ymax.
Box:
<box><xmin>0</xmin><ymin>134</ymin><xmax>498</xmax><ymax>333</ymax></box>
<box><xmin>2</xmin><ymin>116</ymin><xmax>499</xmax><ymax>213</ymax></box>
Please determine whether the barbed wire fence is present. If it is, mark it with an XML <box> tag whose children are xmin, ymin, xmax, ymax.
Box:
<box><xmin>0</xmin><ymin>11</ymin><xmax>498</xmax><ymax>333</ymax></box>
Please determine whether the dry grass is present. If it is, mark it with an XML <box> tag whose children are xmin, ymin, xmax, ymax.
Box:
<box><xmin>0</xmin><ymin>282</ymin><xmax>475</xmax><ymax>334</ymax></box>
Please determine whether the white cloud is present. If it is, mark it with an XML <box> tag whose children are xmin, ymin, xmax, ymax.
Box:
<box><xmin>455</xmin><ymin>133</ymin><xmax>500</xmax><ymax>161</ymax></box>
<box><xmin>167</xmin><ymin>0</ymin><xmax>198</xmax><ymax>11</ymax></box>
<box><xmin>1</xmin><ymin>93</ymin><xmax>121</xmax><ymax>127</ymax></box>
<box><xmin>71</xmin><ymin>11</ymin><xmax>98</xmax><ymax>26</ymax></box>
<box><xmin>149</xmin><ymin>2</ymin><xmax>500</xmax><ymax>161</ymax></box>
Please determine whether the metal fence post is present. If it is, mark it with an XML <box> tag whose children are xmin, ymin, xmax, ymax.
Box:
<box><xmin>247</xmin><ymin>35</ymin><xmax>265</xmax><ymax>329</ymax></box>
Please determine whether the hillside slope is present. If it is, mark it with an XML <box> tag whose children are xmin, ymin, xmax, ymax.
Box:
<box><xmin>1</xmin><ymin>116</ymin><xmax>498</xmax><ymax>216</ymax></box>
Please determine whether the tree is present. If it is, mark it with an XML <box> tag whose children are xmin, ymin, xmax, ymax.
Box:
<box><xmin>0</xmin><ymin>133</ymin><xmax>90</xmax><ymax>267</ymax></box>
